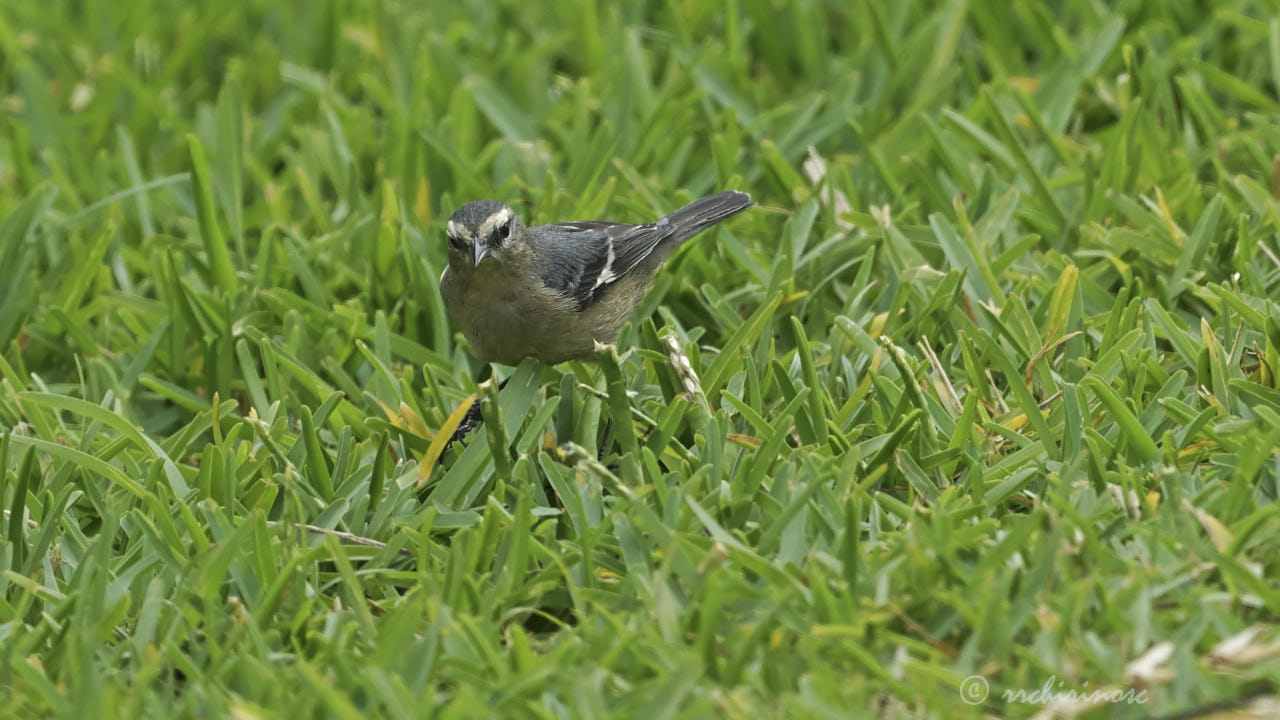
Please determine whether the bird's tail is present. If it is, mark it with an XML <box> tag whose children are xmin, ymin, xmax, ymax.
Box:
<box><xmin>659</xmin><ymin>190</ymin><xmax>754</xmax><ymax>246</ymax></box>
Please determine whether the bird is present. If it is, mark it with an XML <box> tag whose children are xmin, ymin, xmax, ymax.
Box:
<box><xmin>439</xmin><ymin>191</ymin><xmax>753</xmax><ymax>366</ymax></box>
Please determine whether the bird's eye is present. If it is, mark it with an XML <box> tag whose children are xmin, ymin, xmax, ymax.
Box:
<box><xmin>496</xmin><ymin>220</ymin><xmax>511</xmax><ymax>241</ymax></box>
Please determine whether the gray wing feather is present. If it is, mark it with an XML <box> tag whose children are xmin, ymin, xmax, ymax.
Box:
<box><xmin>534</xmin><ymin>191</ymin><xmax>753</xmax><ymax>312</ymax></box>
<box><xmin>534</xmin><ymin>222</ymin><xmax>671</xmax><ymax>311</ymax></box>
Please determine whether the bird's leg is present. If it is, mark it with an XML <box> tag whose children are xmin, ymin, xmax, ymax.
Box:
<box><xmin>449</xmin><ymin>374</ymin><xmax>510</xmax><ymax>446</ymax></box>
<box><xmin>597</xmin><ymin>418</ymin><xmax>614</xmax><ymax>461</ymax></box>
<box><xmin>449</xmin><ymin>400</ymin><xmax>484</xmax><ymax>445</ymax></box>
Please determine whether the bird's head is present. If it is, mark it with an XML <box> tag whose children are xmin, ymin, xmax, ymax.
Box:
<box><xmin>445</xmin><ymin>201</ymin><xmax>529</xmax><ymax>272</ymax></box>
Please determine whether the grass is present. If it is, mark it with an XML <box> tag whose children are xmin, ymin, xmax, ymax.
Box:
<box><xmin>2</xmin><ymin>0</ymin><xmax>1280</xmax><ymax>717</ymax></box>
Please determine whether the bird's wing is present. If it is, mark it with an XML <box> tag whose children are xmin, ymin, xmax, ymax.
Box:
<box><xmin>533</xmin><ymin>193</ymin><xmax>753</xmax><ymax>312</ymax></box>
<box><xmin>534</xmin><ymin>221</ymin><xmax>675</xmax><ymax>311</ymax></box>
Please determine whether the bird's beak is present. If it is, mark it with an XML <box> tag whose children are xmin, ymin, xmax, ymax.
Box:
<box><xmin>473</xmin><ymin>243</ymin><xmax>489</xmax><ymax>267</ymax></box>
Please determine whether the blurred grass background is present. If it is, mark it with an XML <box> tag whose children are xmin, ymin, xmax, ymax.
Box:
<box><xmin>2</xmin><ymin>0</ymin><xmax>1280</xmax><ymax>717</ymax></box>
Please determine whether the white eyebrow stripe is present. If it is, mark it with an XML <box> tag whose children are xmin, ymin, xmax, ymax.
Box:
<box><xmin>446</xmin><ymin>220</ymin><xmax>472</xmax><ymax>240</ymax></box>
<box><xmin>477</xmin><ymin>207</ymin><xmax>515</xmax><ymax>239</ymax></box>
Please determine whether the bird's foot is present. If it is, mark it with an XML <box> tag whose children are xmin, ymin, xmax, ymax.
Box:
<box><xmin>446</xmin><ymin>399</ymin><xmax>485</xmax><ymax>448</ymax></box>
<box><xmin>444</xmin><ymin>375</ymin><xmax>510</xmax><ymax>449</ymax></box>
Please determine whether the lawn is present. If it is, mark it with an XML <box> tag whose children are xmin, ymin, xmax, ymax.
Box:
<box><xmin>2</xmin><ymin>1</ymin><xmax>1280</xmax><ymax>718</ymax></box>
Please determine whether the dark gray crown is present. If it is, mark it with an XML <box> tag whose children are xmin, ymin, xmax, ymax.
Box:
<box><xmin>449</xmin><ymin>200</ymin><xmax>510</xmax><ymax>231</ymax></box>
